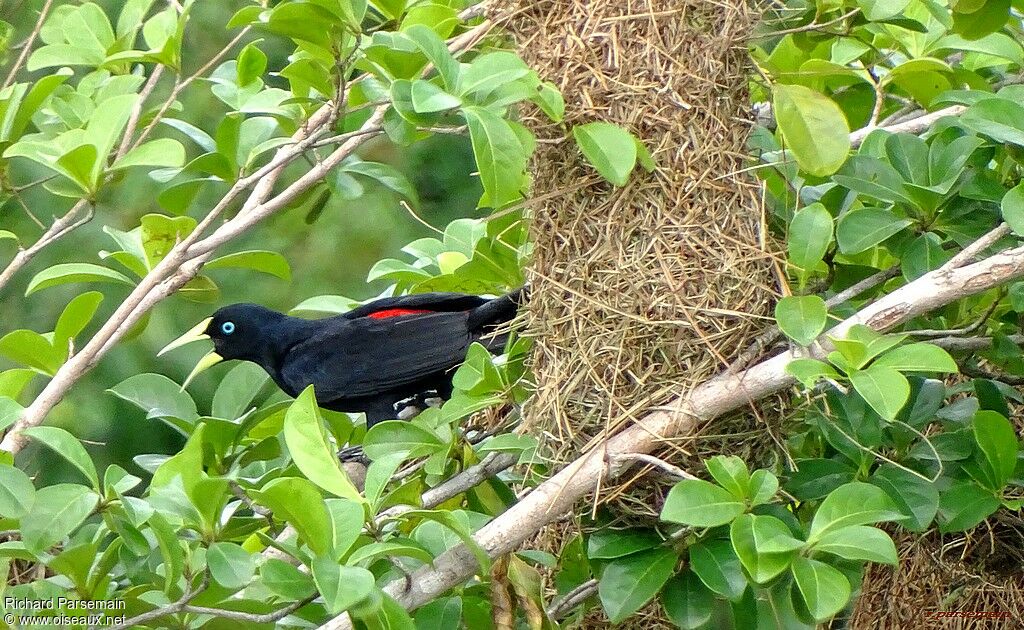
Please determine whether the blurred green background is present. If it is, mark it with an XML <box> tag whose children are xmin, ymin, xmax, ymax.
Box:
<box><xmin>0</xmin><ymin>0</ymin><xmax>482</xmax><ymax>484</ymax></box>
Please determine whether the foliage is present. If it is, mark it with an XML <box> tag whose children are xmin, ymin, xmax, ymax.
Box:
<box><xmin>0</xmin><ymin>0</ymin><xmax>1022</xmax><ymax>628</ymax></box>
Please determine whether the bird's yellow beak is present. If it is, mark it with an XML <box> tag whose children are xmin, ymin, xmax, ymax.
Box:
<box><xmin>158</xmin><ymin>318</ymin><xmax>223</xmax><ymax>390</ymax></box>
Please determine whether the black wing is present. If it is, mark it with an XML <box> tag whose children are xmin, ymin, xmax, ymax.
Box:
<box><xmin>342</xmin><ymin>292</ymin><xmax>488</xmax><ymax>320</ymax></box>
<box><xmin>279</xmin><ymin>311</ymin><xmax>472</xmax><ymax>401</ymax></box>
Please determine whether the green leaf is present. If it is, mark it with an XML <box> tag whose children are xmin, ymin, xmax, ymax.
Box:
<box><xmin>207</xmin><ymin>250</ymin><xmax>291</xmax><ymax>280</ymax></box>
<box><xmin>587</xmin><ymin>528</ymin><xmax>662</xmax><ymax>559</ymax></box>
<box><xmin>662</xmin><ymin>572</ymin><xmax>714</xmax><ymax>630</ymax></box>
<box><xmin>458</xmin><ymin>52</ymin><xmax>531</xmax><ymax>98</ymax></box>
<box><xmin>960</xmin><ymin>98</ymin><xmax>1024</xmax><ymax>146</ymax></box>
<box><xmin>661</xmin><ymin>479</ymin><xmax>746</xmax><ymax>527</ymax></box>
<box><xmin>283</xmin><ymin>387</ymin><xmax>364</xmax><ymax>502</ymax></box>
<box><xmin>363</xmin><ymin>420</ymin><xmax>446</xmax><ymax>461</ymax></box>
<box><xmin>729</xmin><ymin>514</ymin><xmax>802</xmax><ymax>584</ymax></box>
<box><xmin>688</xmin><ymin>540</ymin><xmax>747</xmax><ymax>601</ymax></box>
<box><xmin>140</xmin><ymin>213</ymin><xmax>196</xmax><ymax>269</ymax></box>
<box><xmin>786</xmin><ymin>358</ymin><xmax>841</xmax><ymax>388</ymax></box>
<box><xmin>107</xmin><ymin>373</ymin><xmax>198</xmax><ymax>423</ymax></box>
<box><xmin>972</xmin><ymin>410</ymin><xmax>1018</xmax><ymax>489</ymax></box>
<box><xmin>25</xmin><ymin>263</ymin><xmax>132</xmax><ymax>295</ymax></box>
<box><xmin>22</xmin><ymin>484</ymin><xmax>99</xmax><ymax>552</ymax></box>
<box><xmin>0</xmin><ymin>464</ymin><xmax>35</xmax><ymax>518</ymax></box>
<box><xmin>236</xmin><ymin>42</ymin><xmax>267</xmax><ymax>86</ymax></box>
<box><xmin>870</xmin><ymin>464</ymin><xmax>939</xmax><ymax>532</ymax></box>
<box><xmin>812</xmin><ymin>524</ymin><xmax>898</xmax><ymax>564</ymax></box>
<box><xmin>110</xmin><ymin>138</ymin><xmax>185</xmax><ymax>171</ymax></box>
<box><xmin>404</xmin><ymin>24</ymin><xmax>459</xmax><ymax>91</ymax></box>
<box><xmin>1001</xmin><ymin>182</ymin><xmax>1024</xmax><ymax>236</ymax></box>
<box><xmin>835</xmin><ymin>208</ymin><xmax>913</xmax><ymax>255</ymax></box>
<box><xmin>705</xmin><ymin>455</ymin><xmax>750</xmax><ymax>500</ymax></box>
<box><xmin>597</xmin><ymin>547</ymin><xmax>676</xmax><ymax>623</ymax></box>
<box><xmin>857</xmin><ymin>0</ymin><xmax>911</xmax><ymax>20</ymax></box>
<box><xmin>791</xmin><ymin>557</ymin><xmax>851</xmax><ymax>622</ymax></box>
<box><xmin>261</xmin><ymin>558</ymin><xmax>316</xmax><ymax>600</ymax></box>
<box><xmin>749</xmin><ymin>470</ymin><xmax>780</xmax><ymax>505</ymax></box>
<box><xmin>311</xmin><ymin>560</ymin><xmax>375</xmax><ymax>615</ymax></box>
<box><xmin>463</xmin><ymin>105</ymin><xmax>528</xmax><ymax>207</ymax></box>
<box><xmin>772</xmin><ymin>84</ymin><xmax>850</xmax><ymax>176</ymax></box>
<box><xmin>56</xmin><ymin>144</ymin><xmax>99</xmax><ymax>192</ymax></box>
<box><xmin>572</xmin><ymin>122</ymin><xmax>637</xmax><ymax>187</ymax></box>
<box><xmin>807</xmin><ymin>482</ymin><xmax>902</xmax><ymax>543</ymax></box>
<box><xmin>775</xmin><ymin>295</ymin><xmax>828</xmax><ymax>346</ymax></box>
<box><xmin>212</xmin><ymin>363</ymin><xmax>270</xmax><ymax>420</ymax></box>
<box><xmin>410</xmin><ymin>79</ymin><xmax>461</xmax><ymax>112</ymax></box>
<box><xmin>788</xmin><ymin>203</ymin><xmax>833</xmax><ymax>270</ymax></box>
<box><xmin>262</xmin><ymin>561</ymin><xmax>313</xmax><ymax>598</ymax></box>
<box><xmin>0</xmin><ymin>330</ymin><xmax>63</xmax><ymax>375</ymax></box>
<box><xmin>54</xmin><ymin>291</ymin><xmax>103</xmax><ymax>353</ymax></box>
<box><xmin>873</xmin><ymin>343</ymin><xmax>958</xmax><ymax>373</ymax></box>
<box><xmin>937</xmin><ymin>480</ymin><xmax>1001</xmax><ymax>532</ymax></box>
<box><xmin>252</xmin><ymin>477</ymin><xmax>332</xmax><ymax>556</ymax></box>
<box><xmin>343</xmin><ymin>159</ymin><xmax>419</xmax><ymax>207</ymax></box>
<box><xmin>851</xmin><ymin>365</ymin><xmax>909</xmax><ymax>421</ymax></box>
<box><xmin>207</xmin><ymin>542</ymin><xmax>255</xmax><ymax>589</ymax></box>
<box><xmin>22</xmin><ymin>427</ymin><xmax>99</xmax><ymax>490</ymax></box>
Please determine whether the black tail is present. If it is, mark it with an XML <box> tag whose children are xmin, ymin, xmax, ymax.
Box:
<box><xmin>467</xmin><ymin>287</ymin><xmax>528</xmax><ymax>333</ymax></box>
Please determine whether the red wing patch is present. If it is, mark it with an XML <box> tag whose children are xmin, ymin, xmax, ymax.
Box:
<box><xmin>366</xmin><ymin>308</ymin><xmax>434</xmax><ymax>319</ymax></box>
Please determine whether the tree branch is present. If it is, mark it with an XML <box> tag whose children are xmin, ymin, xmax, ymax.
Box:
<box><xmin>849</xmin><ymin>105</ymin><xmax>966</xmax><ymax>148</ymax></box>
<box><xmin>316</xmin><ymin>234</ymin><xmax>1024</xmax><ymax>629</ymax></box>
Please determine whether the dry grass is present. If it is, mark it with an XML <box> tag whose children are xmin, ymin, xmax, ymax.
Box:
<box><xmin>499</xmin><ymin>0</ymin><xmax>780</xmax><ymax>514</ymax></box>
<box><xmin>495</xmin><ymin>0</ymin><xmax>780</xmax><ymax>626</ymax></box>
<box><xmin>851</xmin><ymin>524</ymin><xmax>1024</xmax><ymax>630</ymax></box>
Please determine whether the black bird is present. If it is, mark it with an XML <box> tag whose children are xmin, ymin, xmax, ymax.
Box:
<box><xmin>160</xmin><ymin>290</ymin><xmax>525</xmax><ymax>426</ymax></box>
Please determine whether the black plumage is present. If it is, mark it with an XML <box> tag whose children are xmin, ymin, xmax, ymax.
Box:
<box><xmin>194</xmin><ymin>290</ymin><xmax>524</xmax><ymax>426</ymax></box>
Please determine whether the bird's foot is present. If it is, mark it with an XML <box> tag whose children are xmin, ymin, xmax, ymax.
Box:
<box><xmin>337</xmin><ymin>446</ymin><xmax>370</xmax><ymax>465</ymax></box>
<box><xmin>393</xmin><ymin>390</ymin><xmax>444</xmax><ymax>419</ymax></box>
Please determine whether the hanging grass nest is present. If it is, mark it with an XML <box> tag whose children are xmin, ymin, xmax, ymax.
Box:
<box><xmin>850</xmin><ymin>526</ymin><xmax>1024</xmax><ymax>628</ymax></box>
<box><xmin>496</xmin><ymin>0</ymin><xmax>780</xmax><ymax>517</ymax></box>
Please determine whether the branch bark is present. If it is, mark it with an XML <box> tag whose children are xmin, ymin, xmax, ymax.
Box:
<box><xmin>317</xmin><ymin>233</ymin><xmax>1024</xmax><ymax>629</ymax></box>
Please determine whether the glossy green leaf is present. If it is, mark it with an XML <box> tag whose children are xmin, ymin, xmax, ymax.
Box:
<box><xmin>688</xmin><ymin>540</ymin><xmax>747</xmax><ymax>601</ymax></box>
<box><xmin>572</xmin><ymin>122</ymin><xmax>637</xmax><ymax>187</ymax></box>
<box><xmin>807</xmin><ymin>482</ymin><xmax>902</xmax><ymax>543</ymax></box>
<box><xmin>207</xmin><ymin>250</ymin><xmax>291</xmax><ymax>280</ymax></box>
<box><xmin>788</xmin><ymin>203</ymin><xmax>833</xmax><ymax>270</ymax></box>
<box><xmin>773</xmin><ymin>84</ymin><xmax>850</xmax><ymax>176</ymax></box>
<box><xmin>252</xmin><ymin>477</ymin><xmax>332</xmax><ymax>556</ymax></box>
<box><xmin>22</xmin><ymin>484</ymin><xmax>99</xmax><ymax>552</ymax></box>
<box><xmin>207</xmin><ymin>542</ymin><xmax>255</xmax><ymax>589</ymax></box>
<box><xmin>775</xmin><ymin>295</ymin><xmax>828</xmax><ymax>346</ymax></box>
<box><xmin>835</xmin><ymin>207</ymin><xmax>913</xmax><ymax>254</ymax></box>
<box><xmin>661</xmin><ymin>479</ymin><xmax>745</xmax><ymax>527</ymax></box>
<box><xmin>791</xmin><ymin>556</ymin><xmax>851</xmax><ymax>622</ymax></box>
<box><xmin>311</xmin><ymin>560</ymin><xmax>375</xmax><ymax>615</ymax></box>
<box><xmin>283</xmin><ymin>387</ymin><xmax>363</xmax><ymax>502</ymax></box>
<box><xmin>22</xmin><ymin>426</ymin><xmax>99</xmax><ymax>490</ymax></box>
<box><xmin>0</xmin><ymin>464</ymin><xmax>35</xmax><ymax>518</ymax></box>
<box><xmin>597</xmin><ymin>547</ymin><xmax>676</xmax><ymax>623</ymax></box>
<box><xmin>25</xmin><ymin>263</ymin><xmax>132</xmax><ymax>295</ymax></box>
<box><xmin>851</xmin><ymin>365</ymin><xmax>909</xmax><ymax>421</ymax></box>
<box><xmin>662</xmin><ymin>572</ymin><xmax>714</xmax><ymax>630</ymax></box>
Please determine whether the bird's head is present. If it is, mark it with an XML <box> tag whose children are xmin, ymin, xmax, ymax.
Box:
<box><xmin>159</xmin><ymin>303</ymin><xmax>284</xmax><ymax>389</ymax></box>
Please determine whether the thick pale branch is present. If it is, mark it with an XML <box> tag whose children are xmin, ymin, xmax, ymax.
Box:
<box><xmin>849</xmin><ymin>105</ymin><xmax>966</xmax><ymax>148</ymax></box>
<box><xmin>318</xmin><ymin>237</ymin><xmax>1024</xmax><ymax>629</ymax></box>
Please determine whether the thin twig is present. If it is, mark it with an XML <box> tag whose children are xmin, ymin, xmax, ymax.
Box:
<box><xmin>181</xmin><ymin>595</ymin><xmax>316</xmax><ymax>623</ymax></box>
<box><xmin>1</xmin><ymin>0</ymin><xmax>53</xmax><ymax>89</ymax></box>
<box><xmin>100</xmin><ymin>575</ymin><xmax>208</xmax><ymax>630</ymax></box>
<box><xmin>760</xmin><ymin>8</ymin><xmax>860</xmax><ymax>37</ymax></box>
<box><xmin>547</xmin><ymin>579</ymin><xmax>598</xmax><ymax>619</ymax></box>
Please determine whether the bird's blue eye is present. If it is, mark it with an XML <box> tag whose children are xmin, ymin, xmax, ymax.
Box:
<box><xmin>221</xmin><ymin>321</ymin><xmax>235</xmax><ymax>335</ymax></box>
